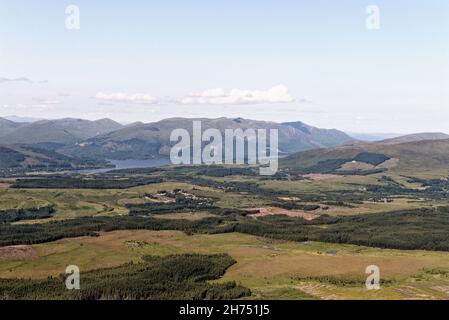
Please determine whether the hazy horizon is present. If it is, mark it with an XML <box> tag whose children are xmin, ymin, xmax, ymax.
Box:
<box><xmin>2</xmin><ymin>114</ymin><xmax>448</xmax><ymax>137</ymax></box>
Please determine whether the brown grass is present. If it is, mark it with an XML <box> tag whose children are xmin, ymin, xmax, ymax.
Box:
<box><xmin>3</xmin><ymin>231</ymin><xmax>449</xmax><ymax>299</ymax></box>
<box><xmin>0</xmin><ymin>245</ymin><xmax>37</xmax><ymax>261</ymax></box>
<box><xmin>245</xmin><ymin>207</ymin><xmax>319</xmax><ymax>220</ymax></box>
<box><xmin>337</xmin><ymin>161</ymin><xmax>375</xmax><ymax>171</ymax></box>
<box><xmin>303</xmin><ymin>174</ymin><xmax>341</xmax><ymax>181</ymax></box>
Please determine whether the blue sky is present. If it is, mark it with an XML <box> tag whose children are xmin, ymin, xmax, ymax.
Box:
<box><xmin>0</xmin><ymin>0</ymin><xmax>448</xmax><ymax>133</ymax></box>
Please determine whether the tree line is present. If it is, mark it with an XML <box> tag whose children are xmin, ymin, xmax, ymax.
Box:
<box><xmin>0</xmin><ymin>254</ymin><xmax>251</xmax><ymax>300</ymax></box>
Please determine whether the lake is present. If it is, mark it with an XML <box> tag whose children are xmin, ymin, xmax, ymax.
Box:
<box><xmin>78</xmin><ymin>158</ymin><xmax>172</xmax><ymax>174</ymax></box>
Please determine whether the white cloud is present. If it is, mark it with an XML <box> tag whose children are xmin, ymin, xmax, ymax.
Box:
<box><xmin>93</xmin><ymin>85</ymin><xmax>294</xmax><ymax>106</ymax></box>
<box><xmin>94</xmin><ymin>92</ymin><xmax>158</xmax><ymax>104</ymax></box>
<box><xmin>179</xmin><ymin>84</ymin><xmax>294</xmax><ymax>105</ymax></box>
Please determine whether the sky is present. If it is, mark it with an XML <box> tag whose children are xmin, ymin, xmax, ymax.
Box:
<box><xmin>0</xmin><ymin>0</ymin><xmax>448</xmax><ymax>133</ymax></box>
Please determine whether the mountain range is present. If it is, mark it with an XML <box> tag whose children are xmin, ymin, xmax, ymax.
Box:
<box><xmin>59</xmin><ymin>117</ymin><xmax>354</xmax><ymax>160</ymax></box>
<box><xmin>0</xmin><ymin>116</ymin><xmax>448</xmax><ymax>176</ymax></box>
<box><xmin>0</xmin><ymin>116</ymin><xmax>353</xmax><ymax>170</ymax></box>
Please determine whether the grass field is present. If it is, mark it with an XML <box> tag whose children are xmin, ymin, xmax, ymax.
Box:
<box><xmin>317</xmin><ymin>197</ymin><xmax>446</xmax><ymax>216</ymax></box>
<box><xmin>0</xmin><ymin>182</ymin><xmax>233</xmax><ymax>220</ymax></box>
<box><xmin>2</xmin><ymin>230</ymin><xmax>449</xmax><ymax>299</ymax></box>
<box><xmin>2</xmin><ymin>172</ymin><xmax>447</xmax><ymax>219</ymax></box>
<box><xmin>2</xmin><ymin>168</ymin><xmax>449</xmax><ymax>300</ymax></box>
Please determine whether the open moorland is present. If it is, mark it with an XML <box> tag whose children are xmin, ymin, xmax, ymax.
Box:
<box><xmin>1</xmin><ymin>135</ymin><xmax>449</xmax><ymax>299</ymax></box>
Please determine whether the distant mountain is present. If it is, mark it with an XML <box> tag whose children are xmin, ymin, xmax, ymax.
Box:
<box><xmin>124</xmin><ymin>121</ymin><xmax>145</xmax><ymax>128</ymax></box>
<box><xmin>347</xmin><ymin>132</ymin><xmax>402</xmax><ymax>142</ymax></box>
<box><xmin>281</xmin><ymin>121</ymin><xmax>353</xmax><ymax>148</ymax></box>
<box><xmin>0</xmin><ymin>144</ymin><xmax>107</xmax><ymax>175</ymax></box>
<box><xmin>61</xmin><ymin>117</ymin><xmax>354</xmax><ymax>160</ymax></box>
<box><xmin>282</xmin><ymin>138</ymin><xmax>449</xmax><ymax>177</ymax></box>
<box><xmin>0</xmin><ymin>117</ymin><xmax>25</xmax><ymax>137</ymax></box>
<box><xmin>0</xmin><ymin>118</ymin><xmax>123</xmax><ymax>146</ymax></box>
<box><xmin>378</xmin><ymin>132</ymin><xmax>449</xmax><ymax>144</ymax></box>
<box><xmin>3</xmin><ymin>115</ymin><xmax>44</xmax><ymax>123</ymax></box>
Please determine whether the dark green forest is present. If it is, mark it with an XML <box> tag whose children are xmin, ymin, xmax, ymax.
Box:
<box><xmin>0</xmin><ymin>254</ymin><xmax>250</xmax><ymax>300</ymax></box>
<box><xmin>12</xmin><ymin>176</ymin><xmax>163</xmax><ymax>189</ymax></box>
<box><xmin>2</xmin><ymin>206</ymin><xmax>449</xmax><ymax>251</ymax></box>
<box><xmin>0</xmin><ymin>205</ymin><xmax>54</xmax><ymax>224</ymax></box>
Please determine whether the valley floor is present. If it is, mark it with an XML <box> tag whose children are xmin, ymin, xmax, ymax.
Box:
<box><xmin>1</xmin><ymin>164</ymin><xmax>449</xmax><ymax>299</ymax></box>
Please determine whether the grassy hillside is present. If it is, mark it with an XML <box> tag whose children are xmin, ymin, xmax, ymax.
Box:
<box><xmin>379</xmin><ymin>132</ymin><xmax>449</xmax><ymax>144</ymax></box>
<box><xmin>282</xmin><ymin>138</ymin><xmax>449</xmax><ymax>177</ymax></box>
<box><xmin>3</xmin><ymin>230</ymin><xmax>449</xmax><ymax>299</ymax></box>
<box><xmin>0</xmin><ymin>145</ymin><xmax>108</xmax><ymax>175</ymax></box>
<box><xmin>0</xmin><ymin>252</ymin><xmax>249</xmax><ymax>300</ymax></box>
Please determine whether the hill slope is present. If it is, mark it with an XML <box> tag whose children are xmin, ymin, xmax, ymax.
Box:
<box><xmin>0</xmin><ymin>144</ymin><xmax>106</xmax><ymax>175</ymax></box>
<box><xmin>0</xmin><ymin>117</ymin><xmax>26</xmax><ymax>137</ymax></box>
<box><xmin>0</xmin><ymin>118</ymin><xmax>123</xmax><ymax>146</ymax></box>
<box><xmin>378</xmin><ymin>132</ymin><xmax>449</xmax><ymax>144</ymax></box>
<box><xmin>282</xmin><ymin>138</ymin><xmax>449</xmax><ymax>177</ymax></box>
<box><xmin>60</xmin><ymin>117</ymin><xmax>354</xmax><ymax>160</ymax></box>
